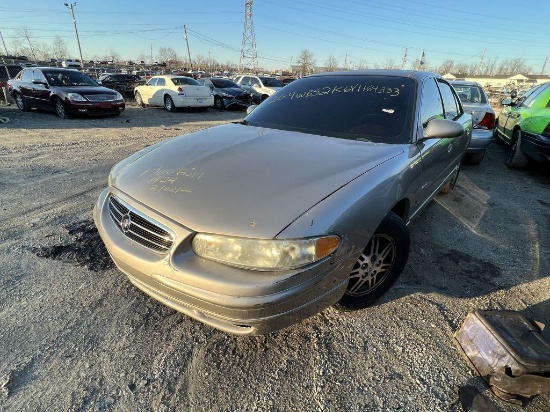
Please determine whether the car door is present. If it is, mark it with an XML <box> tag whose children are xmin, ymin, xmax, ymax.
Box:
<box><xmin>140</xmin><ymin>77</ymin><xmax>158</xmax><ymax>103</ymax></box>
<box><xmin>18</xmin><ymin>69</ymin><xmax>34</xmax><ymax>104</ymax></box>
<box><xmin>31</xmin><ymin>69</ymin><xmax>52</xmax><ymax>109</ymax></box>
<box><xmin>499</xmin><ymin>84</ymin><xmax>545</xmax><ymax>143</ymax></box>
<box><xmin>150</xmin><ymin>77</ymin><xmax>166</xmax><ymax>105</ymax></box>
<box><xmin>414</xmin><ymin>78</ymin><xmax>470</xmax><ymax>206</ymax></box>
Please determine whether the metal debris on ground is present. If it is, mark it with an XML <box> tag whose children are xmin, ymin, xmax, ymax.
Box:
<box><xmin>455</xmin><ymin>310</ymin><xmax>550</xmax><ymax>406</ymax></box>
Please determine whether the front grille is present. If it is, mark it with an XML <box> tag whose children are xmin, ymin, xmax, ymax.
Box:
<box><xmin>108</xmin><ymin>196</ymin><xmax>174</xmax><ymax>253</ymax></box>
<box><xmin>85</xmin><ymin>94</ymin><xmax>117</xmax><ymax>102</ymax></box>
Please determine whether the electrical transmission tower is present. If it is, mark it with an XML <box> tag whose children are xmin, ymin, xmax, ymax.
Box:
<box><xmin>240</xmin><ymin>0</ymin><xmax>258</xmax><ymax>73</ymax></box>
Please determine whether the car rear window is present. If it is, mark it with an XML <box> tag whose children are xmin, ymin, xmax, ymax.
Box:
<box><xmin>452</xmin><ymin>85</ymin><xmax>487</xmax><ymax>104</ymax></box>
<box><xmin>245</xmin><ymin>75</ymin><xmax>416</xmax><ymax>143</ymax></box>
<box><xmin>211</xmin><ymin>78</ymin><xmax>239</xmax><ymax>88</ymax></box>
<box><xmin>172</xmin><ymin>77</ymin><xmax>200</xmax><ymax>86</ymax></box>
<box><xmin>259</xmin><ymin>77</ymin><xmax>283</xmax><ymax>87</ymax></box>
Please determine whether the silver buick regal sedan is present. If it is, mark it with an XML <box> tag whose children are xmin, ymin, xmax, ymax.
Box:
<box><xmin>94</xmin><ymin>70</ymin><xmax>472</xmax><ymax>335</ymax></box>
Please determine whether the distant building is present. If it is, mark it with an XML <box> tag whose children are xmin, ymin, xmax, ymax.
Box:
<box><xmin>442</xmin><ymin>73</ymin><xmax>550</xmax><ymax>87</ymax></box>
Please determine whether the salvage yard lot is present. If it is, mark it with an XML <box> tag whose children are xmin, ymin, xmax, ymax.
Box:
<box><xmin>1</xmin><ymin>104</ymin><xmax>549</xmax><ymax>411</ymax></box>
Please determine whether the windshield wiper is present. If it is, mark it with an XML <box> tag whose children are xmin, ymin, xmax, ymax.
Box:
<box><xmin>235</xmin><ymin>120</ymin><xmax>250</xmax><ymax>126</ymax></box>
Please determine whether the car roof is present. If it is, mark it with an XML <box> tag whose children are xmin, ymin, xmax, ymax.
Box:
<box><xmin>449</xmin><ymin>80</ymin><xmax>483</xmax><ymax>87</ymax></box>
<box><xmin>308</xmin><ymin>69</ymin><xmax>440</xmax><ymax>82</ymax></box>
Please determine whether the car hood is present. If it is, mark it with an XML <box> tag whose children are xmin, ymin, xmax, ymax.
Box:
<box><xmin>218</xmin><ymin>87</ymin><xmax>248</xmax><ymax>96</ymax></box>
<box><xmin>58</xmin><ymin>86</ymin><xmax>119</xmax><ymax>95</ymax></box>
<box><xmin>111</xmin><ymin>124</ymin><xmax>404</xmax><ymax>238</ymax></box>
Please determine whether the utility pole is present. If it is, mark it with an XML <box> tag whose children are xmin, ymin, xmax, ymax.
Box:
<box><xmin>183</xmin><ymin>25</ymin><xmax>194</xmax><ymax>73</ymax></box>
<box><xmin>401</xmin><ymin>48</ymin><xmax>408</xmax><ymax>70</ymax></box>
<box><xmin>150</xmin><ymin>44</ymin><xmax>153</xmax><ymax>64</ymax></box>
<box><xmin>541</xmin><ymin>56</ymin><xmax>548</xmax><ymax>75</ymax></box>
<box><xmin>0</xmin><ymin>31</ymin><xmax>8</xmax><ymax>55</ymax></box>
<box><xmin>344</xmin><ymin>54</ymin><xmax>348</xmax><ymax>70</ymax></box>
<box><xmin>64</xmin><ymin>2</ymin><xmax>84</xmax><ymax>63</ymax></box>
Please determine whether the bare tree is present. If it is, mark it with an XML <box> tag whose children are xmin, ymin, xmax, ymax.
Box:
<box><xmin>194</xmin><ymin>54</ymin><xmax>208</xmax><ymax>70</ymax></box>
<box><xmin>296</xmin><ymin>49</ymin><xmax>316</xmax><ymax>76</ymax></box>
<box><xmin>105</xmin><ymin>48</ymin><xmax>120</xmax><ymax>63</ymax></box>
<box><xmin>437</xmin><ymin>59</ymin><xmax>455</xmax><ymax>75</ymax></box>
<box><xmin>157</xmin><ymin>47</ymin><xmax>181</xmax><ymax>68</ymax></box>
<box><xmin>325</xmin><ymin>55</ymin><xmax>339</xmax><ymax>72</ymax></box>
<box><xmin>356</xmin><ymin>59</ymin><xmax>369</xmax><ymax>70</ymax></box>
<box><xmin>454</xmin><ymin>63</ymin><xmax>470</xmax><ymax>75</ymax></box>
<box><xmin>382</xmin><ymin>59</ymin><xmax>397</xmax><ymax>69</ymax></box>
<box><xmin>50</xmin><ymin>35</ymin><xmax>68</xmax><ymax>60</ymax></box>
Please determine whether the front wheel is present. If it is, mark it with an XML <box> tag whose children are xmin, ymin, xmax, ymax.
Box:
<box><xmin>214</xmin><ymin>96</ymin><xmax>224</xmax><ymax>110</ymax></box>
<box><xmin>164</xmin><ymin>95</ymin><xmax>176</xmax><ymax>112</ymax></box>
<box><xmin>53</xmin><ymin>98</ymin><xmax>70</xmax><ymax>119</ymax></box>
<box><xmin>338</xmin><ymin>212</ymin><xmax>410</xmax><ymax>309</ymax></box>
<box><xmin>505</xmin><ymin>129</ymin><xmax>529</xmax><ymax>169</ymax></box>
<box><xmin>14</xmin><ymin>92</ymin><xmax>30</xmax><ymax>111</ymax></box>
<box><xmin>135</xmin><ymin>91</ymin><xmax>144</xmax><ymax>107</ymax></box>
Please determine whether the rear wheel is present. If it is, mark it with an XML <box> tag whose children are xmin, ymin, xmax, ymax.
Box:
<box><xmin>338</xmin><ymin>212</ymin><xmax>410</xmax><ymax>309</ymax></box>
<box><xmin>466</xmin><ymin>150</ymin><xmax>485</xmax><ymax>165</ymax></box>
<box><xmin>164</xmin><ymin>95</ymin><xmax>176</xmax><ymax>112</ymax></box>
<box><xmin>135</xmin><ymin>91</ymin><xmax>144</xmax><ymax>107</ymax></box>
<box><xmin>505</xmin><ymin>129</ymin><xmax>529</xmax><ymax>169</ymax></box>
<box><xmin>214</xmin><ymin>96</ymin><xmax>224</xmax><ymax>110</ymax></box>
<box><xmin>53</xmin><ymin>98</ymin><xmax>70</xmax><ymax>119</ymax></box>
<box><xmin>14</xmin><ymin>92</ymin><xmax>30</xmax><ymax>111</ymax></box>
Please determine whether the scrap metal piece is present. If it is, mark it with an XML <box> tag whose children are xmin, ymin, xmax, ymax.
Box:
<box><xmin>455</xmin><ymin>310</ymin><xmax>550</xmax><ymax>404</ymax></box>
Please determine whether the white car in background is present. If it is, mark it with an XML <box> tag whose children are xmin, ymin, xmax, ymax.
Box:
<box><xmin>134</xmin><ymin>75</ymin><xmax>213</xmax><ymax>111</ymax></box>
<box><xmin>234</xmin><ymin>75</ymin><xmax>283</xmax><ymax>103</ymax></box>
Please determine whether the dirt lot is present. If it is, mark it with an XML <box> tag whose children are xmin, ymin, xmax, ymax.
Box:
<box><xmin>1</xmin><ymin>103</ymin><xmax>549</xmax><ymax>412</ymax></box>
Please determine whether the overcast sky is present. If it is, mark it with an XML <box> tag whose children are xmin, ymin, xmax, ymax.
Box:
<box><xmin>1</xmin><ymin>0</ymin><xmax>549</xmax><ymax>72</ymax></box>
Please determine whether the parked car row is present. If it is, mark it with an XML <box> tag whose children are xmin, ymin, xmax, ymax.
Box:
<box><xmin>7</xmin><ymin>66</ymin><xmax>550</xmax><ymax>172</ymax></box>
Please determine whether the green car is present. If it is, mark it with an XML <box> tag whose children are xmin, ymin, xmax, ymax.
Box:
<box><xmin>494</xmin><ymin>82</ymin><xmax>550</xmax><ymax>168</ymax></box>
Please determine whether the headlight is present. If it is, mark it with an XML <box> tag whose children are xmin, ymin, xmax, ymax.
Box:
<box><xmin>67</xmin><ymin>93</ymin><xmax>86</xmax><ymax>102</ymax></box>
<box><xmin>221</xmin><ymin>92</ymin><xmax>232</xmax><ymax>98</ymax></box>
<box><xmin>115</xmin><ymin>91</ymin><xmax>123</xmax><ymax>101</ymax></box>
<box><xmin>192</xmin><ymin>234</ymin><xmax>340</xmax><ymax>271</ymax></box>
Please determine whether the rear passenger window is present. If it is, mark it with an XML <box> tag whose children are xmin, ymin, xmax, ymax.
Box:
<box><xmin>437</xmin><ymin>80</ymin><xmax>461</xmax><ymax>120</ymax></box>
<box><xmin>420</xmin><ymin>78</ymin><xmax>444</xmax><ymax>127</ymax></box>
<box><xmin>157</xmin><ymin>78</ymin><xmax>166</xmax><ymax>86</ymax></box>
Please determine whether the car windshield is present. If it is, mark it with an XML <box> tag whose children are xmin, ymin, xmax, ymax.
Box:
<box><xmin>259</xmin><ymin>77</ymin><xmax>283</xmax><ymax>87</ymax></box>
<box><xmin>211</xmin><ymin>78</ymin><xmax>239</xmax><ymax>88</ymax></box>
<box><xmin>452</xmin><ymin>85</ymin><xmax>487</xmax><ymax>104</ymax></box>
<box><xmin>44</xmin><ymin>70</ymin><xmax>98</xmax><ymax>87</ymax></box>
<box><xmin>245</xmin><ymin>75</ymin><xmax>415</xmax><ymax>144</ymax></box>
<box><xmin>171</xmin><ymin>77</ymin><xmax>200</xmax><ymax>86</ymax></box>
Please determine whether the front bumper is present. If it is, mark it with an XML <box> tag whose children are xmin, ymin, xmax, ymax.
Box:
<box><xmin>466</xmin><ymin>128</ymin><xmax>493</xmax><ymax>153</ymax></box>
<box><xmin>66</xmin><ymin>100</ymin><xmax>125</xmax><ymax>116</ymax></box>
<box><xmin>522</xmin><ymin>131</ymin><xmax>550</xmax><ymax>163</ymax></box>
<box><xmin>222</xmin><ymin>95</ymin><xmax>252</xmax><ymax>108</ymax></box>
<box><xmin>93</xmin><ymin>188</ymin><xmax>351</xmax><ymax>335</ymax></box>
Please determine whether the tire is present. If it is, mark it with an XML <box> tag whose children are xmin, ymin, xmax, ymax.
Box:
<box><xmin>338</xmin><ymin>212</ymin><xmax>410</xmax><ymax>309</ymax></box>
<box><xmin>505</xmin><ymin>129</ymin><xmax>529</xmax><ymax>169</ymax></box>
<box><xmin>164</xmin><ymin>95</ymin><xmax>176</xmax><ymax>112</ymax></box>
<box><xmin>214</xmin><ymin>96</ymin><xmax>224</xmax><ymax>110</ymax></box>
<box><xmin>135</xmin><ymin>91</ymin><xmax>144</xmax><ymax>107</ymax></box>
<box><xmin>14</xmin><ymin>92</ymin><xmax>30</xmax><ymax>111</ymax></box>
<box><xmin>466</xmin><ymin>150</ymin><xmax>485</xmax><ymax>165</ymax></box>
<box><xmin>53</xmin><ymin>98</ymin><xmax>70</xmax><ymax>119</ymax></box>
<box><xmin>439</xmin><ymin>165</ymin><xmax>460</xmax><ymax>194</ymax></box>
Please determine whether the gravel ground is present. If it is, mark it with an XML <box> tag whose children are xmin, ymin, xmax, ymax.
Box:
<box><xmin>0</xmin><ymin>103</ymin><xmax>549</xmax><ymax>412</ymax></box>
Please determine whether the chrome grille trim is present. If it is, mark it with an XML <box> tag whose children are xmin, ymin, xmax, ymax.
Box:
<box><xmin>84</xmin><ymin>94</ymin><xmax>117</xmax><ymax>102</ymax></box>
<box><xmin>108</xmin><ymin>195</ymin><xmax>174</xmax><ymax>253</ymax></box>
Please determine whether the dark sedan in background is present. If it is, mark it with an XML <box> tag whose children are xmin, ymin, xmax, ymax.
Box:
<box><xmin>197</xmin><ymin>77</ymin><xmax>252</xmax><ymax>109</ymax></box>
<box><xmin>7</xmin><ymin>67</ymin><xmax>125</xmax><ymax>118</ymax></box>
<box><xmin>97</xmin><ymin>73</ymin><xmax>145</xmax><ymax>99</ymax></box>
<box><xmin>94</xmin><ymin>70</ymin><xmax>471</xmax><ymax>335</ymax></box>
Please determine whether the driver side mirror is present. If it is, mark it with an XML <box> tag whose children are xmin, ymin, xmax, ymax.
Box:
<box><xmin>422</xmin><ymin>118</ymin><xmax>464</xmax><ymax>139</ymax></box>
